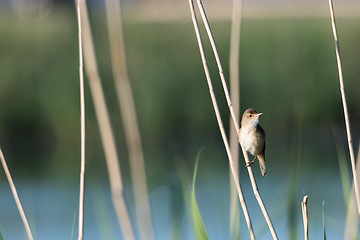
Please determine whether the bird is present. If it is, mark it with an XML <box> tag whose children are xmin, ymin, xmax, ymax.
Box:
<box><xmin>238</xmin><ymin>108</ymin><xmax>266</xmax><ymax>176</ymax></box>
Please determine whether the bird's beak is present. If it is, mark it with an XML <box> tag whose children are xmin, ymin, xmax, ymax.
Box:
<box><xmin>255</xmin><ymin>113</ymin><xmax>263</xmax><ymax>117</ymax></box>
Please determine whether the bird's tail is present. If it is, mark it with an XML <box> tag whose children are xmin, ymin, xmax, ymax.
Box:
<box><xmin>258</xmin><ymin>154</ymin><xmax>266</xmax><ymax>176</ymax></box>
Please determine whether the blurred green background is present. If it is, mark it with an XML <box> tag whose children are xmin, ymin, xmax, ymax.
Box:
<box><xmin>0</xmin><ymin>6</ymin><xmax>359</xmax><ymax>178</ymax></box>
<box><xmin>0</xmin><ymin>0</ymin><xmax>360</xmax><ymax>239</ymax></box>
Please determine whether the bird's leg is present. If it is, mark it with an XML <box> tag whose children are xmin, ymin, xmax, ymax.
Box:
<box><xmin>245</xmin><ymin>156</ymin><xmax>257</xmax><ymax>167</ymax></box>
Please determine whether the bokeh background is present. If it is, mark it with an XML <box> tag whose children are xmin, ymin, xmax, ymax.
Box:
<box><xmin>0</xmin><ymin>0</ymin><xmax>360</xmax><ymax>239</ymax></box>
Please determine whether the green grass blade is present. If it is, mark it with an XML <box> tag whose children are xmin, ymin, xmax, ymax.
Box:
<box><xmin>334</xmin><ymin>137</ymin><xmax>351</xmax><ymax>207</ymax></box>
<box><xmin>0</xmin><ymin>226</ymin><xmax>3</xmax><ymax>240</ymax></box>
<box><xmin>71</xmin><ymin>211</ymin><xmax>77</xmax><ymax>240</ymax></box>
<box><xmin>191</xmin><ymin>149</ymin><xmax>209</xmax><ymax>240</ymax></box>
<box><xmin>322</xmin><ymin>201</ymin><xmax>327</xmax><ymax>240</ymax></box>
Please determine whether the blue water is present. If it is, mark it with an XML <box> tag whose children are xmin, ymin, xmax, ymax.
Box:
<box><xmin>0</xmin><ymin>169</ymin><xmax>355</xmax><ymax>240</ymax></box>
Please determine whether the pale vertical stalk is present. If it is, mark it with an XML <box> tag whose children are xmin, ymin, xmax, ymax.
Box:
<box><xmin>188</xmin><ymin>1</ymin><xmax>255</xmax><ymax>239</ymax></box>
<box><xmin>78</xmin><ymin>0</ymin><xmax>135</xmax><ymax>239</ymax></box>
<box><xmin>344</xmin><ymin>144</ymin><xmax>360</xmax><ymax>240</ymax></box>
<box><xmin>194</xmin><ymin>0</ymin><xmax>278</xmax><ymax>239</ymax></box>
<box><xmin>241</xmin><ymin>147</ymin><xmax>278</xmax><ymax>238</ymax></box>
<box><xmin>229</xmin><ymin>0</ymin><xmax>242</xmax><ymax>238</ymax></box>
<box><xmin>0</xmin><ymin>149</ymin><xmax>33</xmax><ymax>240</ymax></box>
<box><xmin>104</xmin><ymin>0</ymin><xmax>155</xmax><ymax>239</ymax></box>
<box><xmin>195</xmin><ymin>0</ymin><xmax>239</xmax><ymax>132</ymax></box>
<box><xmin>75</xmin><ymin>0</ymin><xmax>86</xmax><ymax>239</ymax></box>
<box><xmin>328</xmin><ymin>0</ymin><xmax>360</xmax><ymax>215</ymax></box>
<box><xmin>301</xmin><ymin>195</ymin><xmax>309</xmax><ymax>240</ymax></box>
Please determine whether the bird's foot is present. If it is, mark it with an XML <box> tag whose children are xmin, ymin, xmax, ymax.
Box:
<box><xmin>246</xmin><ymin>159</ymin><xmax>255</xmax><ymax>167</ymax></box>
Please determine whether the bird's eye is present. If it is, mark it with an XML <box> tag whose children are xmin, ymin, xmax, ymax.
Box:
<box><xmin>248</xmin><ymin>114</ymin><xmax>252</xmax><ymax>118</ymax></box>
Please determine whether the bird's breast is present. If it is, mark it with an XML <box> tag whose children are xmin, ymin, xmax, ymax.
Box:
<box><xmin>239</xmin><ymin>127</ymin><xmax>257</xmax><ymax>155</ymax></box>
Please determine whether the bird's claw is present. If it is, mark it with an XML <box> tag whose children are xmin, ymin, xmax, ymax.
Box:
<box><xmin>246</xmin><ymin>160</ymin><xmax>255</xmax><ymax>167</ymax></box>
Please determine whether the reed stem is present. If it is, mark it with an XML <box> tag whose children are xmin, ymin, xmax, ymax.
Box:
<box><xmin>75</xmin><ymin>0</ymin><xmax>86</xmax><ymax>238</ymax></box>
<box><xmin>301</xmin><ymin>195</ymin><xmax>309</xmax><ymax>240</ymax></box>
<box><xmin>0</xmin><ymin>148</ymin><xmax>33</xmax><ymax>240</ymax></box>
<box><xmin>104</xmin><ymin>0</ymin><xmax>155</xmax><ymax>238</ymax></box>
<box><xmin>193</xmin><ymin>0</ymin><xmax>278</xmax><ymax>238</ymax></box>
<box><xmin>78</xmin><ymin>0</ymin><xmax>135</xmax><ymax>238</ymax></box>
<box><xmin>188</xmin><ymin>0</ymin><xmax>255</xmax><ymax>239</ymax></box>
<box><xmin>328</xmin><ymin>0</ymin><xmax>360</xmax><ymax>215</ymax></box>
<box><xmin>229</xmin><ymin>0</ymin><xmax>242</xmax><ymax>238</ymax></box>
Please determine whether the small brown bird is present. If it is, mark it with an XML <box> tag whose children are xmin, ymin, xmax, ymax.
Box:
<box><xmin>239</xmin><ymin>108</ymin><xmax>266</xmax><ymax>176</ymax></box>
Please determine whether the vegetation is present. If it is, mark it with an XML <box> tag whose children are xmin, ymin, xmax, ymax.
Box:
<box><xmin>191</xmin><ymin>150</ymin><xmax>209</xmax><ymax>240</ymax></box>
<box><xmin>0</xmin><ymin>10</ymin><xmax>359</xmax><ymax>179</ymax></box>
<box><xmin>0</xmin><ymin>7</ymin><xmax>359</xmax><ymax>239</ymax></box>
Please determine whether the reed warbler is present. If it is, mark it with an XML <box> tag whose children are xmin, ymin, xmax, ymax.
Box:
<box><xmin>239</xmin><ymin>108</ymin><xmax>266</xmax><ymax>176</ymax></box>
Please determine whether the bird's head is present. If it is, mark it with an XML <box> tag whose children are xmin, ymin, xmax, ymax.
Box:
<box><xmin>241</xmin><ymin>108</ymin><xmax>262</xmax><ymax>128</ymax></box>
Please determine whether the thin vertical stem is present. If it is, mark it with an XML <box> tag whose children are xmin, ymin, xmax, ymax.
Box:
<box><xmin>75</xmin><ymin>0</ymin><xmax>86</xmax><ymax>238</ymax></box>
<box><xmin>78</xmin><ymin>0</ymin><xmax>135</xmax><ymax>238</ymax></box>
<box><xmin>301</xmin><ymin>195</ymin><xmax>309</xmax><ymax>240</ymax></box>
<box><xmin>0</xmin><ymin>148</ymin><xmax>33</xmax><ymax>240</ymax></box>
<box><xmin>194</xmin><ymin>0</ymin><xmax>278</xmax><ymax>238</ymax></box>
<box><xmin>241</xmin><ymin>148</ymin><xmax>278</xmax><ymax>239</ymax></box>
<box><xmin>328</xmin><ymin>0</ymin><xmax>360</xmax><ymax>215</ymax></box>
<box><xmin>188</xmin><ymin>1</ymin><xmax>255</xmax><ymax>239</ymax></box>
<box><xmin>195</xmin><ymin>0</ymin><xmax>239</xmax><ymax>132</ymax></box>
<box><xmin>229</xmin><ymin>0</ymin><xmax>242</xmax><ymax>238</ymax></box>
<box><xmin>104</xmin><ymin>0</ymin><xmax>155</xmax><ymax>238</ymax></box>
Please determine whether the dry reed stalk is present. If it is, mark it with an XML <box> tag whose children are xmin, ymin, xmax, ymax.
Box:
<box><xmin>78</xmin><ymin>0</ymin><xmax>135</xmax><ymax>238</ymax></box>
<box><xmin>104</xmin><ymin>0</ymin><xmax>155</xmax><ymax>238</ymax></box>
<box><xmin>188</xmin><ymin>0</ymin><xmax>255</xmax><ymax>239</ymax></box>
<box><xmin>193</xmin><ymin>0</ymin><xmax>278</xmax><ymax>238</ymax></box>
<box><xmin>75</xmin><ymin>0</ymin><xmax>86</xmax><ymax>238</ymax></box>
<box><xmin>0</xmin><ymin>148</ymin><xmax>33</xmax><ymax>240</ymax></box>
<box><xmin>229</xmin><ymin>0</ymin><xmax>242</xmax><ymax>238</ymax></box>
<box><xmin>328</xmin><ymin>0</ymin><xmax>360</xmax><ymax>215</ymax></box>
<box><xmin>344</xmin><ymin>143</ymin><xmax>360</xmax><ymax>239</ymax></box>
<box><xmin>301</xmin><ymin>195</ymin><xmax>309</xmax><ymax>240</ymax></box>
